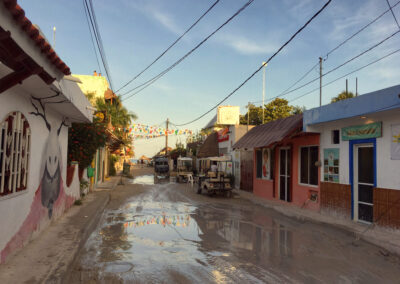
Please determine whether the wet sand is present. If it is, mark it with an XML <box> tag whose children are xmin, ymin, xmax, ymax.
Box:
<box><xmin>66</xmin><ymin>173</ymin><xmax>400</xmax><ymax>283</ymax></box>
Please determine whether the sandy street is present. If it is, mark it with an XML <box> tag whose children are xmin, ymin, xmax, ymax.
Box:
<box><xmin>66</xmin><ymin>168</ymin><xmax>400</xmax><ymax>283</ymax></box>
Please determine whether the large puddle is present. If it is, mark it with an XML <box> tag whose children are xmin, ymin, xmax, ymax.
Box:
<box><xmin>79</xmin><ymin>186</ymin><xmax>400</xmax><ymax>283</ymax></box>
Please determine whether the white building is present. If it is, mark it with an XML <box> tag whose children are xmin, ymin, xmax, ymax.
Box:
<box><xmin>0</xmin><ymin>1</ymin><xmax>92</xmax><ymax>263</ymax></box>
<box><xmin>303</xmin><ymin>85</ymin><xmax>400</xmax><ymax>228</ymax></box>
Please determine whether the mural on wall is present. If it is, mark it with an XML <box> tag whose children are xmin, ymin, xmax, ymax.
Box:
<box><xmin>30</xmin><ymin>93</ymin><xmax>69</xmax><ymax>218</ymax></box>
<box><xmin>0</xmin><ymin>91</ymin><xmax>77</xmax><ymax>263</ymax></box>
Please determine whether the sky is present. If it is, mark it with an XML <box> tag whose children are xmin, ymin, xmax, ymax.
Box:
<box><xmin>18</xmin><ymin>0</ymin><xmax>400</xmax><ymax>157</ymax></box>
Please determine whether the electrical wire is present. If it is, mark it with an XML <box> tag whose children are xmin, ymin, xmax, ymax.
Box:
<box><xmin>120</xmin><ymin>0</ymin><xmax>256</xmax><ymax>101</ymax></box>
<box><xmin>288</xmin><ymin>47</ymin><xmax>400</xmax><ymax>103</ymax></box>
<box><xmin>82</xmin><ymin>0</ymin><xmax>102</xmax><ymax>75</ymax></box>
<box><xmin>84</xmin><ymin>0</ymin><xmax>114</xmax><ymax>91</ymax></box>
<box><xmin>173</xmin><ymin>0</ymin><xmax>333</xmax><ymax>126</ymax></box>
<box><xmin>115</xmin><ymin>0</ymin><xmax>221</xmax><ymax>93</ymax></box>
<box><xmin>272</xmin><ymin>0</ymin><xmax>400</xmax><ymax>100</ymax></box>
<box><xmin>385</xmin><ymin>0</ymin><xmax>400</xmax><ymax>30</ymax></box>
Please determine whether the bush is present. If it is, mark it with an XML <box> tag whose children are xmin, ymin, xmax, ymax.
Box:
<box><xmin>109</xmin><ymin>155</ymin><xmax>118</xmax><ymax>176</ymax></box>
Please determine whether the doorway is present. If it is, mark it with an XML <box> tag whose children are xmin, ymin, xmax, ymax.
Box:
<box><xmin>279</xmin><ymin>148</ymin><xmax>291</xmax><ymax>202</ymax></box>
<box><xmin>353</xmin><ymin>144</ymin><xmax>374</xmax><ymax>223</ymax></box>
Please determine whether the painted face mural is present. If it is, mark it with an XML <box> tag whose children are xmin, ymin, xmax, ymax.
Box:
<box><xmin>30</xmin><ymin>93</ymin><xmax>68</xmax><ymax>218</ymax></box>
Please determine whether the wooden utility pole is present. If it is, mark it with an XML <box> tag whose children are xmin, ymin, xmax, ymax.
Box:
<box><xmin>165</xmin><ymin>118</ymin><xmax>169</xmax><ymax>155</ymax></box>
<box><xmin>346</xmin><ymin>79</ymin><xmax>348</xmax><ymax>96</ymax></box>
<box><xmin>247</xmin><ymin>102</ymin><xmax>250</xmax><ymax>131</ymax></box>
<box><xmin>319</xmin><ymin>57</ymin><xmax>322</xmax><ymax>106</ymax></box>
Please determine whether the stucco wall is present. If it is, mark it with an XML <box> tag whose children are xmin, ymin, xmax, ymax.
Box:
<box><xmin>308</xmin><ymin>111</ymin><xmax>400</xmax><ymax>190</ymax></box>
<box><xmin>253</xmin><ymin>134</ymin><xmax>320</xmax><ymax>211</ymax></box>
<box><xmin>0</xmin><ymin>88</ymin><xmax>80</xmax><ymax>263</ymax></box>
<box><xmin>73</xmin><ymin>74</ymin><xmax>109</xmax><ymax>101</ymax></box>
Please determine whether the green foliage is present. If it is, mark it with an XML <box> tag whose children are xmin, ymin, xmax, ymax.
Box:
<box><xmin>169</xmin><ymin>141</ymin><xmax>187</xmax><ymax>159</ymax></box>
<box><xmin>331</xmin><ymin>91</ymin><xmax>355</xmax><ymax>103</ymax></box>
<box><xmin>109</xmin><ymin>155</ymin><xmax>118</xmax><ymax>176</ymax></box>
<box><xmin>68</xmin><ymin>122</ymin><xmax>107</xmax><ymax>169</ymax></box>
<box><xmin>74</xmin><ymin>199</ymin><xmax>83</xmax><ymax>206</ymax></box>
<box><xmin>80</xmin><ymin>179</ymin><xmax>89</xmax><ymax>197</ymax></box>
<box><xmin>239</xmin><ymin>98</ymin><xmax>302</xmax><ymax>125</ymax></box>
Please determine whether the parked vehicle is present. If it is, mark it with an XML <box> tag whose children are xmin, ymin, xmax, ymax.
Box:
<box><xmin>176</xmin><ymin>157</ymin><xmax>193</xmax><ymax>183</ymax></box>
<box><xmin>154</xmin><ymin>156</ymin><xmax>169</xmax><ymax>181</ymax></box>
<box><xmin>197</xmin><ymin>156</ymin><xmax>233</xmax><ymax>197</ymax></box>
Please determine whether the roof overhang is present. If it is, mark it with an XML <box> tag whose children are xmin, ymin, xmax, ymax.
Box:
<box><xmin>303</xmin><ymin>84</ymin><xmax>400</xmax><ymax>131</ymax></box>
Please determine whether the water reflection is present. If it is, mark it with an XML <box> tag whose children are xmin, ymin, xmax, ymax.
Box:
<box><xmin>129</xmin><ymin>175</ymin><xmax>155</xmax><ymax>185</ymax></box>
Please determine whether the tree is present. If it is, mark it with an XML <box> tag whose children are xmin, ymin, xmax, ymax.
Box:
<box><xmin>292</xmin><ymin>105</ymin><xmax>306</xmax><ymax>114</ymax></box>
<box><xmin>240</xmin><ymin>98</ymin><xmax>298</xmax><ymax>125</ymax></box>
<box><xmin>331</xmin><ymin>91</ymin><xmax>355</xmax><ymax>103</ymax></box>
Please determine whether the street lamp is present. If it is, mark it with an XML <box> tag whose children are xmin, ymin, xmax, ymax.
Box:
<box><xmin>262</xmin><ymin>62</ymin><xmax>267</xmax><ymax>124</ymax></box>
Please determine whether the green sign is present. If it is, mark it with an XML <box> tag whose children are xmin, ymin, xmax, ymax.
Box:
<box><xmin>342</xmin><ymin>122</ymin><xmax>382</xmax><ymax>141</ymax></box>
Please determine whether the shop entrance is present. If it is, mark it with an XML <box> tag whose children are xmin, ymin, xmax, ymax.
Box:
<box><xmin>279</xmin><ymin>148</ymin><xmax>291</xmax><ymax>202</ymax></box>
<box><xmin>353</xmin><ymin>144</ymin><xmax>374</xmax><ymax>223</ymax></box>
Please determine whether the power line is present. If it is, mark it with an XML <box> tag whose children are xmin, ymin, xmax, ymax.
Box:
<box><xmin>173</xmin><ymin>0</ymin><xmax>333</xmax><ymax>127</ymax></box>
<box><xmin>120</xmin><ymin>0</ymin><xmax>256</xmax><ymax>101</ymax></box>
<box><xmin>273</xmin><ymin>0</ymin><xmax>400</xmax><ymax>99</ymax></box>
<box><xmin>257</xmin><ymin>29</ymin><xmax>400</xmax><ymax>101</ymax></box>
<box><xmin>385</xmin><ymin>0</ymin><xmax>400</xmax><ymax>30</ymax></box>
<box><xmin>82</xmin><ymin>0</ymin><xmax>102</xmax><ymax>74</ymax></box>
<box><xmin>289</xmin><ymin>47</ymin><xmax>400</xmax><ymax>103</ymax></box>
<box><xmin>84</xmin><ymin>0</ymin><xmax>114</xmax><ymax>91</ymax></box>
<box><xmin>115</xmin><ymin>0</ymin><xmax>221</xmax><ymax>93</ymax></box>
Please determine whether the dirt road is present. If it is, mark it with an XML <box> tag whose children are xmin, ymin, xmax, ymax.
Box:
<box><xmin>66</xmin><ymin>171</ymin><xmax>400</xmax><ymax>283</ymax></box>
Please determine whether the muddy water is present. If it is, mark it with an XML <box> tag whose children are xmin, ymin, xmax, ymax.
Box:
<box><xmin>74</xmin><ymin>177</ymin><xmax>400</xmax><ymax>283</ymax></box>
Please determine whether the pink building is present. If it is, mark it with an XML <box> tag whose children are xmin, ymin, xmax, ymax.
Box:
<box><xmin>234</xmin><ymin>115</ymin><xmax>321</xmax><ymax>211</ymax></box>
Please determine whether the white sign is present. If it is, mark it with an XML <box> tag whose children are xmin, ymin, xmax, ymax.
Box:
<box><xmin>391</xmin><ymin>124</ymin><xmax>400</xmax><ymax>160</ymax></box>
<box><xmin>217</xmin><ymin>106</ymin><xmax>240</xmax><ymax>125</ymax></box>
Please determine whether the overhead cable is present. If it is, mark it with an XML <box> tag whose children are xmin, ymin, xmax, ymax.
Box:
<box><xmin>385</xmin><ymin>0</ymin><xmax>400</xmax><ymax>30</ymax></box>
<box><xmin>289</xmin><ymin>47</ymin><xmax>400</xmax><ymax>103</ymax></box>
<box><xmin>275</xmin><ymin>0</ymin><xmax>400</xmax><ymax>98</ymax></box>
<box><xmin>115</xmin><ymin>0</ymin><xmax>221</xmax><ymax>93</ymax></box>
<box><xmin>173</xmin><ymin>0</ymin><xmax>333</xmax><ymax>126</ymax></box>
<box><xmin>121</xmin><ymin>0</ymin><xmax>255</xmax><ymax>101</ymax></box>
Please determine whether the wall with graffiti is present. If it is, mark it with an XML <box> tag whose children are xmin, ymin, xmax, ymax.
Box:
<box><xmin>0</xmin><ymin>88</ymin><xmax>80</xmax><ymax>263</ymax></box>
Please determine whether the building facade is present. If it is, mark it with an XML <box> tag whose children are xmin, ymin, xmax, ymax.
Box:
<box><xmin>0</xmin><ymin>1</ymin><xmax>92</xmax><ymax>262</ymax></box>
<box><xmin>303</xmin><ymin>85</ymin><xmax>400</xmax><ymax>227</ymax></box>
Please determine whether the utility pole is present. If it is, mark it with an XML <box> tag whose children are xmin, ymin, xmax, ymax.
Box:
<box><xmin>262</xmin><ymin>62</ymin><xmax>267</xmax><ymax>124</ymax></box>
<box><xmin>319</xmin><ymin>57</ymin><xmax>322</xmax><ymax>107</ymax></box>
<box><xmin>247</xmin><ymin>102</ymin><xmax>251</xmax><ymax>131</ymax></box>
<box><xmin>165</xmin><ymin>118</ymin><xmax>169</xmax><ymax>155</ymax></box>
<box><xmin>53</xmin><ymin>26</ymin><xmax>56</xmax><ymax>48</ymax></box>
<box><xmin>346</xmin><ymin>79</ymin><xmax>348</xmax><ymax>96</ymax></box>
<box><xmin>356</xmin><ymin>77</ymin><xmax>358</xmax><ymax>96</ymax></box>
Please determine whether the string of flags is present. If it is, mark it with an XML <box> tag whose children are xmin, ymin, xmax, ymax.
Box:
<box><xmin>130</xmin><ymin>123</ymin><xmax>193</xmax><ymax>140</ymax></box>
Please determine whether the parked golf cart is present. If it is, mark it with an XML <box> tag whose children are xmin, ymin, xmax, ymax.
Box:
<box><xmin>176</xmin><ymin>157</ymin><xmax>193</xmax><ymax>183</ymax></box>
<box><xmin>197</xmin><ymin>156</ymin><xmax>233</xmax><ymax>197</ymax></box>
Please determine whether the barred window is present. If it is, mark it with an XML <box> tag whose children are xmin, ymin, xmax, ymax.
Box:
<box><xmin>0</xmin><ymin>112</ymin><xmax>31</xmax><ymax>196</ymax></box>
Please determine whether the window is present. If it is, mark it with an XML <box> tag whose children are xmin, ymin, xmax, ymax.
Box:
<box><xmin>256</xmin><ymin>149</ymin><xmax>262</xmax><ymax>178</ymax></box>
<box><xmin>332</xmin><ymin>130</ymin><xmax>340</xmax><ymax>144</ymax></box>
<box><xmin>300</xmin><ymin>146</ymin><xmax>318</xmax><ymax>186</ymax></box>
<box><xmin>0</xmin><ymin>112</ymin><xmax>31</xmax><ymax>196</ymax></box>
<box><xmin>256</xmin><ymin>148</ymin><xmax>272</xmax><ymax>179</ymax></box>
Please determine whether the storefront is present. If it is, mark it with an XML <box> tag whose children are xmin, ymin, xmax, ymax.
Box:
<box><xmin>234</xmin><ymin>115</ymin><xmax>321</xmax><ymax>211</ymax></box>
<box><xmin>304</xmin><ymin>84</ymin><xmax>400</xmax><ymax>228</ymax></box>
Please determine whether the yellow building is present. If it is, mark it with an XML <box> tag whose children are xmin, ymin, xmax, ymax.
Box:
<box><xmin>73</xmin><ymin>71</ymin><xmax>110</xmax><ymax>104</ymax></box>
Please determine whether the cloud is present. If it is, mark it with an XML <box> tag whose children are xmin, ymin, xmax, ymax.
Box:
<box><xmin>217</xmin><ymin>34</ymin><xmax>278</xmax><ymax>55</ymax></box>
<box><xmin>150</xmin><ymin>9</ymin><xmax>183</xmax><ymax>35</ymax></box>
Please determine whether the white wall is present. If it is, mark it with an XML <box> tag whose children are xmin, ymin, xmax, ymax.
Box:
<box><xmin>308</xmin><ymin>111</ymin><xmax>400</xmax><ymax>190</ymax></box>
<box><xmin>0</xmin><ymin>87</ymin><xmax>80</xmax><ymax>258</ymax></box>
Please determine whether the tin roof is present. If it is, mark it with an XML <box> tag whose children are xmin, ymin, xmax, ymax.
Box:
<box><xmin>233</xmin><ymin>114</ymin><xmax>303</xmax><ymax>149</ymax></box>
<box><xmin>197</xmin><ymin>132</ymin><xmax>219</xmax><ymax>158</ymax></box>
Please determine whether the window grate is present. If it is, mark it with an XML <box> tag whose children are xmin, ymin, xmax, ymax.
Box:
<box><xmin>0</xmin><ymin>112</ymin><xmax>31</xmax><ymax>196</ymax></box>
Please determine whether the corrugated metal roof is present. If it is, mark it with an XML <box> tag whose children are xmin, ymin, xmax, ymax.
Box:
<box><xmin>197</xmin><ymin>132</ymin><xmax>219</xmax><ymax>158</ymax></box>
<box><xmin>233</xmin><ymin>114</ymin><xmax>303</xmax><ymax>149</ymax></box>
<box><xmin>204</xmin><ymin>114</ymin><xmax>217</xmax><ymax>129</ymax></box>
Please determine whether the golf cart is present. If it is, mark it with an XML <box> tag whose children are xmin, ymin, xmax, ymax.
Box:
<box><xmin>176</xmin><ymin>157</ymin><xmax>193</xmax><ymax>183</ymax></box>
<box><xmin>154</xmin><ymin>156</ymin><xmax>169</xmax><ymax>182</ymax></box>
<box><xmin>197</xmin><ymin>156</ymin><xmax>233</xmax><ymax>197</ymax></box>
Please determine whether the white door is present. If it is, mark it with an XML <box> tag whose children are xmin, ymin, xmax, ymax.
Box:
<box><xmin>354</xmin><ymin>144</ymin><xmax>374</xmax><ymax>223</ymax></box>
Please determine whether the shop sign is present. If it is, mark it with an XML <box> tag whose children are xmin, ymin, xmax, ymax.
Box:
<box><xmin>341</xmin><ymin>122</ymin><xmax>382</xmax><ymax>141</ymax></box>
<box><xmin>94</xmin><ymin>111</ymin><xmax>106</xmax><ymax>123</ymax></box>
<box><xmin>218</xmin><ymin>128</ymin><xmax>229</xmax><ymax>142</ymax></box>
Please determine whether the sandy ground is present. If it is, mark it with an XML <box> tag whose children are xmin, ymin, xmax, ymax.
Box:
<box><xmin>65</xmin><ymin>168</ymin><xmax>400</xmax><ymax>283</ymax></box>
